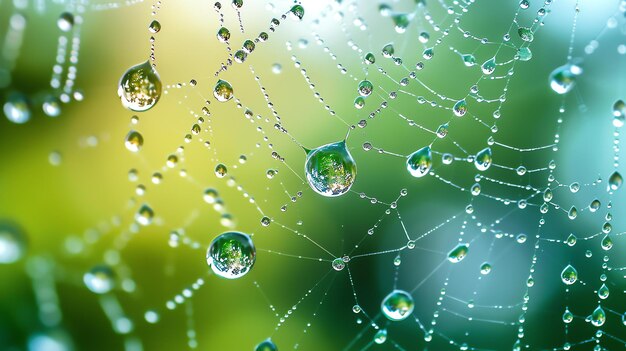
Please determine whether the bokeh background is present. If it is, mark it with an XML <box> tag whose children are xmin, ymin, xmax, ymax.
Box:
<box><xmin>0</xmin><ymin>0</ymin><xmax>625</xmax><ymax>350</ymax></box>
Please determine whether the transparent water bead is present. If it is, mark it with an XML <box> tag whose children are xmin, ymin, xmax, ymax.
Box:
<box><xmin>448</xmin><ymin>243</ymin><xmax>469</xmax><ymax>263</ymax></box>
<box><xmin>124</xmin><ymin>130</ymin><xmax>143</xmax><ymax>152</ymax></box>
<box><xmin>607</xmin><ymin>171</ymin><xmax>622</xmax><ymax>191</ymax></box>
<box><xmin>549</xmin><ymin>63</ymin><xmax>582</xmax><ymax>94</ymax></box>
<box><xmin>3</xmin><ymin>92</ymin><xmax>31</xmax><ymax>124</ymax></box>
<box><xmin>118</xmin><ymin>61</ymin><xmax>162</xmax><ymax>112</ymax></box>
<box><xmin>474</xmin><ymin>147</ymin><xmax>492</xmax><ymax>171</ymax></box>
<box><xmin>406</xmin><ymin>146</ymin><xmax>432</xmax><ymax>177</ymax></box>
<box><xmin>560</xmin><ymin>264</ymin><xmax>577</xmax><ymax>285</ymax></box>
<box><xmin>381</xmin><ymin>289</ymin><xmax>414</xmax><ymax>321</ymax></box>
<box><xmin>214</xmin><ymin>79</ymin><xmax>234</xmax><ymax>102</ymax></box>
<box><xmin>305</xmin><ymin>141</ymin><xmax>356</xmax><ymax>197</ymax></box>
<box><xmin>590</xmin><ymin>305</ymin><xmax>606</xmax><ymax>327</ymax></box>
<box><xmin>206</xmin><ymin>231</ymin><xmax>256</xmax><ymax>279</ymax></box>
<box><xmin>255</xmin><ymin>338</ymin><xmax>278</xmax><ymax>351</ymax></box>
<box><xmin>84</xmin><ymin>265</ymin><xmax>115</xmax><ymax>294</ymax></box>
<box><xmin>0</xmin><ymin>222</ymin><xmax>26</xmax><ymax>264</ymax></box>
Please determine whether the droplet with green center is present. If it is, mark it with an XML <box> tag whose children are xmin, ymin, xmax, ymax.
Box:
<box><xmin>206</xmin><ymin>231</ymin><xmax>256</xmax><ymax>279</ymax></box>
<box><xmin>118</xmin><ymin>60</ymin><xmax>162</xmax><ymax>112</ymax></box>
<box><xmin>304</xmin><ymin>140</ymin><xmax>356</xmax><ymax>197</ymax></box>
<box><xmin>381</xmin><ymin>289</ymin><xmax>414</xmax><ymax>321</ymax></box>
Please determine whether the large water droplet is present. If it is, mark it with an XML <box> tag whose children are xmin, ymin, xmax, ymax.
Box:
<box><xmin>84</xmin><ymin>265</ymin><xmax>115</xmax><ymax>294</ymax></box>
<box><xmin>474</xmin><ymin>147</ymin><xmax>492</xmax><ymax>171</ymax></box>
<box><xmin>613</xmin><ymin>100</ymin><xmax>625</xmax><ymax>127</ymax></box>
<box><xmin>561</xmin><ymin>264</ymin><xmax>577</xmax><ymax>285</ymax></box>
<box><xmin>305</xmin><ymin>141</ymin><xmax>356</xmax><ymax>197</ymax></box>
<box><xmin>214</xmin><ymin>79</ymin><xmax>234</xmax><ymax>102</ymax></box>
<box><xmin>374</xmin><ymin>329</ymin><xmax>387</xmax><ymax>344</ymax></box>
<box><xmin>549</xmin><ymin>64</ymin><xmax>582</xmax><ymax>94</ymax></box>
<box><xmin>255</xmin><ymin>338</ymin><xmax>278</xmax><ymax>351</ymax></box>
<box><xmin>598</xmin><ymin>283</ymin><xmax>609</xmax><ymax>299</ymax></box>
<box><xmin>453</xmin><ymin>99</ymin><xmax>468</xmax><ymax>117</ymax></box>
<box><xmin>590</xmin><ymin>305</ymin><xmax>606</xmax><ymax>327</ymax></box>
<box><xmin>391</xmin><ymin>13</ymin><xmax>412</xmax><ymax>33</ymax></box>
<box><xmin>607</xmin><ymin>171</ymin><xmax>622</xmax><ymax>191</ymax></box>
<box><xmin>0</xmin><ymin>222</ymin><xmax>26</xmax><ymax>264</ymax></box>
<box><xmin>118</xmin><ymin>61</ymin><xmax>162</xmax><ymax>112</ymax></box>
<box><xmin>206</xmin><ymin>231</ymin><xmax>256</xmax><ymax>279</ymax></box>
<box><xmin>124</xmin><ymin>130</ymin><xmax>144</xmax><ymax>152</ymax></box>
<box><xmin>448</xmin><ymin>243</ymin><xmax>469</xmax><ymax>263</ymax></box>
<box><xmin>381</xmin><ymin>289</ymin><xmax>414</xmax><ymax>321</ymax></box>
<box><xmin>481</xmin><ymin>57</ymin><xmax>496</xmax><ymax>75</ymax></box>
<box><xmin>406</xmin><ymin>146</ymin><xmax>432</xmax><ymax>177</ymax></box>
<box><xmin>3</xmin><ymin>92</ymin><xmax>31</xmax><ymax>124</ymax></box>
<box><xmin>289</xmin><ymin>5</ymin><xmax>305</xmax><ymax>20</ymax></box>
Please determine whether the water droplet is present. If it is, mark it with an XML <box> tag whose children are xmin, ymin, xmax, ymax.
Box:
<box><xmin>42</xmin><ymin>95</ymin><xmax>61</xmax><ymax>117</ymax></box>
<box><xmin>448</xmin><ymin>243</ymin><xmax>469</xmax><ymax>263</ymax></box>
<box><xmin>590</xmin><ymin>305</ymin><xmax>606</xmax><ymax>327</ymax></box>
<box><xmin>598</xmin><ymin>283</ymin><xmax>609</xmax><ymax>299</ymax></box>
<box><xmin>480</xmin><ymin>262</ymin><xmax>492</xmax><ymax>275</ymax></box>
<box><xmin>601</xmin><ymin>234</ymin><xmax>613</xmax><ymax>250</ymax></box>
<box><xmin>517</xmin><ymin>27</ymin><xmax>534</xmax><ymax>42</ymax></box>
<box><xmin>474</xmin><ymin>147</ymin><xmax>492</xmax><ymax>171</ymax></box>
<box><xmin>215</xmin><ymin>163</ymin><xmax>228</xmax><ymax>178</ymax></box>
<box><xmin>260</xmin><ymin>216</ymin><xmax>271</xmax><ymax>227</ymax></box>
<box><xmin>392</xmin><ymin>13</ymin><xmax>412</xmax><ymax>33</ymax></box>
<box><xmin>374</xmin><ymin>329</ymin><xmax>387</xmax><ymax>344</ymax></box>
<box><xmin>549</xmin><ymin>64</ymin><xmax>582</xmax><ymax>94</ymax></box>
<box><xmin>364</xmin><ymin>53</ymin><xmax>375</xmax><ymax>65</ymax></box>
<box><xmin>607</xmin><ymin>171</ymin><xmax>622</xmax><ymax>191</ymax></box>
<box><xmin>436</xmin><ymin>123</ymin><xmax>449</xmax><ymax>138</ymax></box>
<box><xmin>562</xmin><ymin>309</ymin><xmax>573</xmax><ymax>323</ymax></box>
<box><xmin>567</xmin><ymin>206</ymin><xmax>578</xmax><ymax>220</ymax></box>
<box><xmin>255</xmin><ymin>339</ymin><xmax>278</xmax><ymax>351</ymax></box>
<box><xmin>84</xmin><ymin>265</ymin><xmax>115</xmax><ymax>294</ymax></box>
<box><xmin>560</xmin><ymin>264</ymin><xmax>577</xmax><ymax>285</ymax></box>
<box><xmin>289</xmin><ymin>5</ymin><xmax>305</xmax><ymax>20</ymax></box>
<box><xmin>357</xmin><ymin>80</ymin><xmax>373</xmax><ymax>97</ymax></box>
<box><xmin>0</xmin><ymin>222</ymin><xmax>26</xmax><ymax>264</ymax></box>
<box><xmin>481</xmin><ymin>57</ymin><xmax>496</xmax><ymax>75</ymax></box>
<box><xmin>566</xmin><ymin>234</ymin><xmax>577</xmax><ymax>246</ymax></box>
<box><xmin>382</xmin><ymin>43</ymin><xmax>394</xmax><ymax>58</ymax></box>
<box><xmin>422</xmin><ymin>47</ymin><xmax>434</xmax><ymax>60</ymax></box>
<box><xmin>517</xmin><ymin>47</ymin><xmax>532</xmax><ymax>61</ymax></box>
<box><xmin>381</xmin><ymin>289</ymin><xmax>414</xmax><ymax>321</ymax></box>
<box><xmin>213</xmin><ymin>79</ymin><xmax>234</xmax><ymax>102</ymax></box>
<box><xmin>462</xmin><ymin>54</ymin><xmax>476</xmax><ymax>67</ymax></box>
<box><xmin>406</xmin><ymin>146</ymin><xmax>432</xmax><ymax>177</ymax></box>
<box><xmin>203</xmin><ymin>188</ymin><xmax>219</xmax><ymax>204</ymax></box>
<box><xmin>332</xmin><ymin>257</ymin><xmax>345</xmax><ymax>271</ymax></box>
<box><xmin>305</xmin><ymin>141</ymin><xmax>357</xmax><ymax>197</ymax></box>
<box><xmin>124</xmin><ymin>130</ymin><xmax>143</xmax><ymax>152</ymax></box>
<box><xmin>206</xmin><ymin>231</ymin><xmax>255</xmax><ymax>279</ymax></box>
<box><xmin>135</xmin><ymin>204</ymin><xmax>154</xmax><ymax>226</ymax></box>
<box><xmin>118</xmin><ymin>61</ymin><xmax>162</xmax><ymax>112</ymax></box>
<box><xmin>217</xmin><ymin>27</ymin><xmax>231</xmax><ymax>42</ymax></box>
<box><xmin>453</xmin><ymin>99</ymin><xmax>468</xmax><ymax>117</ymax></box>
<box><xmin>148</xmin><ymin>20</ymin><xmax>161</xmax><ymax>33</ymax></box>
<box><xmin>613</xmin><ymin>100</ymin><xmax>625</xmax><ymax>127</ymax></box>
<box><xmin>57</xmin><ymin>12</ymin><xmax>74</xmax><ymax>32</ymax></box>
<box><xmin>3</xmin><ymin>92</ymin><xmax>31</xmax><ymax>124</ymax></box>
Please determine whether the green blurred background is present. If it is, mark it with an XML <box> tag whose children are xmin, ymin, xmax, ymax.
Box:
<box><xmin>0</xmin><ymin>0</ymin><xmax>625</xmax><ymax>350</ymax></box>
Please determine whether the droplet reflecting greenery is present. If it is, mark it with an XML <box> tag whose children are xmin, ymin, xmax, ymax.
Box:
<box><xmin>448</xmin><ymin>243</ymin><xmax>469</xmax><ymax>263</ymax></box>
<box><xmin>305</xmin><ymin>141</ymin><xmax>357</xmax><ymax>197</ymax></box>
<box><xmin>84</xmin><ymin>265</ymin><xmax>115</xmax><ymax>294</ymax></box>
<box><xmin>118</xmin><ymin>61</ymin><xmax>162</xmax><ymax>112</ymax></box>
<box><xmin>406</xmin><ymin>146</ymin><xmax>432</xmax><ymax>178</ymax></box>
<box><xmin>381</xmin><ymin>289</ymin><xmax>414</xmax><ymax>321</ymax></box>
<box><xmin>474</xmin><ymin>147</ymin><xmax>492</xmax><ymax>171</ymax></box>
<box><xmin>206</xmin><ymin>231</ymin><xmax>256</xmax><ymax>279</ymax></box>
<box><xmin>214</xmin><ymin>79</ymin><xmax>234</xmax><ymax>102</ymax></box>
<box><xmin>560</xmin><ymin>264</ymin><xmax>577</xmax><ymax>285</ymax></box>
